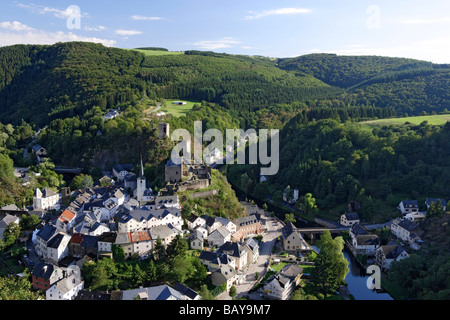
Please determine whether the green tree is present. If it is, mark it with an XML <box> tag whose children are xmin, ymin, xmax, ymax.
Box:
<box><xmin>297</xmin><ymin>193</ymin><xmax>318</xmax><ymax>217</ymax></box>
<box><xmin>284</xmin><ymin>213</ymin><xmax>297</xmax><ymax>224</ymax></box>
<box><xmin>19</xmin><ymin>214</ymin><xmax>41</xmax><ymax>231</ymax></box>
<box><xmin>229</xmin><ymin>286</ymin><xmax>237</xmax><ymax>300</ymax></box>
<box><xmin>111</xmin><ymin>244</ymin><xmax>125</xmax><ymax>263</ymax></box>
<box><xmin>310</xmin><ymin>230</ymin><xmax>349</xmax><ymax>298</ymax></box>
<box><xmin>0</xmin><ymin>273</ymin><xmax>42</xmax><ymax>300</ymax></box>
<box><xmin>427</xmin><ymin>200</ymin><xmax>445</xmax><ymax>219</ymax></box>
<box><xmin>199</xmin><ymin>284</ymin><xmax>216</xmax><ymax>300</ymax></box>
<box><xmin>70</xmin><ymin>174</ymin><xmax>94</xmax><ymax>190</ymax></box>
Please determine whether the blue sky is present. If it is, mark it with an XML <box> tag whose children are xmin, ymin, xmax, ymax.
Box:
<box><xmin>1</xmin><ymin>0</ymin><xmax>450</xmax><ymax>62</ymax></box>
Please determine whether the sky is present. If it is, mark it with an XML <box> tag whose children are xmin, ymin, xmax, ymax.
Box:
<box><xmin>1</xmin><ymin>0</ymin><xmax>450</xmax><ymax>63</ymax></box>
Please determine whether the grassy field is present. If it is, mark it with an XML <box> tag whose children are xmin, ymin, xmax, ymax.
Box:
<box><xmin>130</xmin><ymin>49</ymin><xmax>184</xmax><ymax>56</ymax></box>
<box><xmin>360</xmin><ymin>114</ymin><xmax>450</xmax><ymax>128</ymax></box>
<box><xmin>162</xmin><ymin>99</ymin><xmax>200</xmax><ymax>118</ymax></box>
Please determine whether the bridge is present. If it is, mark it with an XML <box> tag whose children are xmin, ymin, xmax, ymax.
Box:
<box><xmin>54</xmin><ymin>167</ymin><xmax>83</xmax><ymax>175</ymax></box>
<box><xmin>296</xmin><ymin>226</ymin><xmax>350</xmax><ymax>235</ymax></box>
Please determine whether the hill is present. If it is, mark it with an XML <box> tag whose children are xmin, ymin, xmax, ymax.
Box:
<box><xmin>0</xmin><ymin>42</ymin><xmax>335</xmax><ymax>127</ymax></box>
<box><xmin>278</xmin><ymin>53</ymin><xmax>450</xmax><ymax>115</ymax></box>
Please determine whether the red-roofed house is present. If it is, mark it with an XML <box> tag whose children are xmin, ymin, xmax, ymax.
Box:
<box><xmin>57</xmin><ymin>209</ymin><xmax>77</xmax><ymax>233</ymax></box>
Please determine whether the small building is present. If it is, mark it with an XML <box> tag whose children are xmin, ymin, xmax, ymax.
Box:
<box><xmin>340</xmin><ymin>212</ymin><xmax>360</xmax><ymax>227</ymax></box>
<box><xmin>375</xmin><ymin>244</ymin><xmax>409</xmax><ymax>270</ymax></box>
<box><xmin>47</xmin><ymin>232</ymin><xmax>71</xmax><ymax>265</ymax></box>
<box><xmin>232</xmin><ymin>215</ymin><xmax>262</xmax><ymax>242</ymax></box>
<box><xmin>31</xmin><ymin>263</ymin><xmax>66</xmax><ymax>291</ymax></box>
<box><xmin>390</xmin><ymin>218</ymin><xmax>423</xmax><ymax>250</ymax></box>
<box><xmin>33</xmin><ymin>188</ymin><xmax>61</xmax><ymax>211</ymax></box>
<box><xmin>46</xmin><ymin>266</ymin><xmax>84</xmax><ymax>300</ymax></box>
<box><xmin>207</xmin><ymin>226</ymin><xmax>231</xmax><ymax>248</ymax></box>
<box><xmin>158</xmin><ymin>123</ymin><xmax>170</xmax><ymax>138</ymax></box>
<box><xmin>263</xmin><ymin>264</ymin><xmax>303</xmax><ymax>300</ymax></box>
<box><xmin>398</xmin><ymin>200</ymin><xmax>419</xmax><ymax>216</ymax></box>
<box><xmin>281</xmin><ymin>222</ymin><xmax>312</xmax><ymax>256</ymax></box>
<box><xmin>349</xmin><ymin>224</ymin><xmax>380</xmax><ymax>256</ymax></box>
<box><xmin>189</xmin><ymin>229</ymin><xmax>205</xmax><ymax>251</ymax></box>
<box><xmin>32</xmin><ymin>145</ymin><xmax>47</xmax><ymax>163</ymax></box>
<box><xmin>112</xmin><ymin>164</ymin><xmax>134</xmax><ymax>181</ymax></box>
<box><xmin>211</xmin><ymin>265</ymin><xmax>238</xmax><ymax>292</ymax></box>
<box><xmin>165</xmin><ymin>159</ymin><xmax>183</xmax><ymax>184</ymax></box>
<box><xmin>121</xmin><ymin>284</ymin><xmax>197</xmax><ymax>301</ymax></box>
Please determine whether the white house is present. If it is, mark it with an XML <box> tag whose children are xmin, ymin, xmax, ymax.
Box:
<box><xmin>97</xmin><ymin>232</ymin><xmax>117</xmax><ymax>257</ymax></box>
<box><xmin>398</xmin><ymin>200</ymin><xmax>419</xmax><ymax>215</ymax></box>
<box><xmin>46</xmin><ymin>266</ymin><xmax>84</xmax><ymax>300</ymax></box>
<box><xmin>46</xmin><ymin>232</ymin><xmax>71</xmax><ymax>265</ymax></box>
<box><xmin>207</xmin><ymin>226</ymin><xmax>231</xmax><ymax>248</ymax></box>
<box><xmin>33</xmin><ymin>188</ymin><xmax>61</xmax><ymax>211</ymax></box>
<box><xmin>390</xmin><ymin>218</ymin><xmax>423</xmax><ymax>249</ymax></box>
<box><xmin>375</xmin><ymin>244</ymin><xmax>409</xmax><ymax>270</ymax></box>
<box><xmin>340</xmin><ymin>212</ymin><xmax>360</xmax><ymax>227</ymax></box>
<box><xmin>35</xmin><ymin>224</ymin><xmax>58</xmax><ymax>260</ymax></box>
<box><xmin>349</xmin><ymin>224</ymin><xmax>380</xmax><ymax>256</ymax></box>
<box><xmin>263</xmin><ymin>264</ymin><xmax>303</xmax><ymax>300</ymax></box>
<box><xmin>118</xmin><ymin>208</ymin><xmax>183</xmax><ymax>233</ymax></box>
<box><xmin>189</xmin><ymin>229</ymin><xmax>204</xmax><ymax>251</ymax></box>
<box><xmin>112</xmin><ymin>164</ymin><xmax>134</xmax><ymax>181</ymax></box>
<box><xmin>187</xmin><ymin>214</ymin><xmax>206</xmax><ymax>231</ymax></box>
<box><xmin>56</xmin><ymin>209</ymin><xmax>77</xmax><ymax>234</ymax></box>
<box><xmin>215</xmin><ymin>217</ymin><xmax>237</xmax><ymax>234</ymax></box>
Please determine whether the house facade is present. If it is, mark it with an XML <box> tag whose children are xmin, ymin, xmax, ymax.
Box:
<box><xmin>375</xmin><ymin>244</ymin><xmax>409</xmax><ymax>270</ymax></box>
<box><xmin>281</xmin><ymin>222</ymin><xmax>312</xmax><ymax>256</ymax></box>
<box><xmin>398</xmin><ymin>200</ymin><xmax>419</xmax><ymax>215</ymax></box>
<box><xmin>390</xmin><ymin>218</ymin><xmax>423</xmax><ymax>249</ymax></box>
<box><xmin>349</xmin><ymin>224</ymin><xmax>380</xmax><ymax>256</ymax></box>
<box><xmin>263</xmin><ymin>264</ymin><xmax>303</xmax><ymax>300</ymax></box>
<box><xmin>33</xmin><ymin>188</ymin><xmax>61</xmax><ymax>211</ymax></box>
<box><xmin>340</xmin><ymin>212</ymin><xmax>360</xmax><ymax>227</ymax></box>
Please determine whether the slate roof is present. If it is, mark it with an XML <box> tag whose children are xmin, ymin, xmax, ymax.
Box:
<box><xmin>173</xmin><ymin>283</ymin><xmax>199</xmax><ymax>300</ymax></box>
<box><xmin>400</xmin><ymin>200</ymin><xmax>419</xmax><ymax>207</ymax></box>
<box><xmin>344</xmin><ymin>212</ymin><xmax>360</xmax><ymax>221</ymax></box>
<box><xmin>47</xmin><ymin>233</ymin><xmax>68</xmax><ymax>249</ymax></box>
<box><xmin>36</xmin><ymin>224</ymin><xmax>57</xmax><ymax>242</ymax></box>
<box><xmin>380</xmin><ymin>245</ymin><xmax>407</xmax><ymax>259</ymax></box>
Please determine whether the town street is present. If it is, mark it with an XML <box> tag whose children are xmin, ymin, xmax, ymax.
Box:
<box><xmin>217</xmin><ymin>215</ymin><xmax>283</xmax><ymax>300</ymax></box>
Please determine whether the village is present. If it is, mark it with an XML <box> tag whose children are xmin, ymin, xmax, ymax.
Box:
<box><xmin>0</xmin><ymin>122</ymin><xmax>447</xmax><ymax>301</ymax></box>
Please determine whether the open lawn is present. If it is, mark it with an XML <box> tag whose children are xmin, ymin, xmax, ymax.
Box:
<box><xmin>129</xmin><ymin>49</ymin><xmax>184</xmax><ymax>56</ymax></box>
<box><xmin>162</xmin><ymin>100</ymin><xmax>200</xmax><ymax>118</ymax></box>
<box><xmin>360</xmin><ymin>114</ymin><xmax>450</xmax><ymax>128</ymax></box>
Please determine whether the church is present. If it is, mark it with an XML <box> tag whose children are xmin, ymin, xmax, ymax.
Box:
<box><xmin>134</xmin><ymin>158</ymin><xmax>154</xmax><ymax>205</ymax></box>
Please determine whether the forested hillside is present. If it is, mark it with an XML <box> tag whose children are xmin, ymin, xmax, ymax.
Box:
<box><xmin>278</xmin><ymin>53</ymin><xmax>450</xmax><ymax>115</ymax></box>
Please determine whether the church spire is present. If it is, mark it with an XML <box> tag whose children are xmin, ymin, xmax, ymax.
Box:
<box><xmin>140</xmin><ymin>156</ymin><xmax>144</xmax><ymax>178</ymax></box>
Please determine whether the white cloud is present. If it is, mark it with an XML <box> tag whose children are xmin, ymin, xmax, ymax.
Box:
<box><xmin>0</xmin><ymin>21</ymin><xmax>35</xmax><ymax>32</ymax></box>
<box><xmin>115</xmin><ymin>29</ymin><xmax>143</xmax><ymax>36</ymax></box>
<box><xmin>85</xmin><ymin>25</ymin><xmax>106</xmax><ymax>32</ymax></box>
<box><xmin>245</xmin><ymin>7</ymin><xmax>311</xmax><ymax>20</ymax></box>
<box><xmin>0</xmin><ymin>21</ymin><xmax>116</xmax><ymax>47</ymax></box>
<box><xmin>131</xmin><ymin>15</ymin><xmax>164</xmax><ymax>21</ymax></box>
<box><xmin>17</xmin><ymin>3</ymin><xmax>88</xmax><ymax>19</ymax></box>
<box><xmin>194</xmin><ymin>37</ymin><xmax>241</xmax><ymax>50</ymax></box>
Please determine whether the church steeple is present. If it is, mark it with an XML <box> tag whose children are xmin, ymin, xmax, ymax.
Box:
<box><xmin>140</xmin><ymin>156</ymin><xmax>145</xmax><ymax>178</ymax></box>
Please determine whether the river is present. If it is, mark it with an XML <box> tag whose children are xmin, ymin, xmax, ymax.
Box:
<box><xmin>343</xmin><ymin>250</ymin><xmax>393</xmax><ymax>300</ymax></box>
